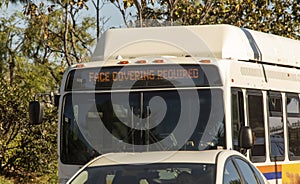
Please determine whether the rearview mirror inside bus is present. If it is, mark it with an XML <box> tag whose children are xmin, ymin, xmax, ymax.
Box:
<box><xmin>29</xmin><ymin>101</ymin><xmax>44</xmax><ymax>125</ymax></box>
<box><xmin>239</xmin><ymin>126</ymin><xmax>253</xmax><ymax>150</ymax></box>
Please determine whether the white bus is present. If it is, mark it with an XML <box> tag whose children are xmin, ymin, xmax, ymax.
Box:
<box><xmin>29</xmin><ymin>24</ymin><xmax>300</xmax><ymax>183</ymax></box>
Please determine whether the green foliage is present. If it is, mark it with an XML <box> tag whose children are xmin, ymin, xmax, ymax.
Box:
<box><xmin>22</xmin><ymin>2</ymin><xmax>96</xmax><ymax>67</ymax></box>
<box><xmin>0</xmin><ymin>1</ymin><xmax>96</xmax><ymax>182</ymax></box>
<box><xmin>0</xmin><ymin>79</ymin><xmax>57</xmax><ymax>181</ymax></box>
<box><xmin>0</xmin><ymin>176</ymin><xmax>14</xmax><ymax>184</ymax></box>
<box><xmin>113</xmin><ymin>0</ymin><xmax>300</xmax><ymax>39</ymax></box>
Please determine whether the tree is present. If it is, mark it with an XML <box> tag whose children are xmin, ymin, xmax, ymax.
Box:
<box><xmin>0</xmin><ymin>11</ymin><xmax>57</xmax><ymax>181</ymax></box>
<box><xmin>90</xmin><ymin>0</ymin><xmax>110</xmax><ymax>38</ymax></box>
<box><xmin>0</xmin><ymin>0</ymin><xmax>28</xmax><ymax>7</ymax></box>
<box><xmin>110</xmin><ymin>0</ymin><xmax>300</xmax><ymax>39</ymax></box>
<box><xmin>23</xmin><ymin>1</ymin><xmax>96</xmax><ymax>67</ymax></box>
<box><xmin>109</xmin><ymin>0</ymin><xmax>164</xmax><ymax>27</ymax></box>
<box><xmin>0</xmin><ymin>1</ymin><xmax>96</xmax><ymax>181</ymax></box>
<box><xmin>0</xmin><ymin>14</ymin><xmax>23</xmax><ymax>85</ymax></box>
<box><xmin>0</xmin><ymin>77</ymin><xmax>58</xmax><ymax>182</ymax></box>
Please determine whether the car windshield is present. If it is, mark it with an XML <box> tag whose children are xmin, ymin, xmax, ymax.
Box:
<box><xmin>69</xmin><ymin>163</ymin><xmax>215</xmax><ymax>184</ymax></box>
<box><xmin>61</xmin><ymin>89</ymin><xmax>225</xmax><ymax>164</ymax></box>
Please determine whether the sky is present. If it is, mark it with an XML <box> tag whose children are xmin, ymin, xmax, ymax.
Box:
<box><xmin>0</xmin><ymin>2</ymin><xmax>22</xmax><ymax>16</ymax></box>
<box><xmin>0</xmin><ymin>0</ymin><xmax>125</xmax><ymax>30</ymax></box>
<box><xmin>0</xmin><ymin>0</ymin><xmax>127</xmax><ymax>55</ymax></box>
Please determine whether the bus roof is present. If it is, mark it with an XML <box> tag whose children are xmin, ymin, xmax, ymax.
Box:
<box><xmin>93</xmin><ymin>24</ymin><xmax>300</xmax><ymax>68</ymax></box>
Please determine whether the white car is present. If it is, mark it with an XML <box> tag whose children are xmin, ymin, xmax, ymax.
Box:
<box><xmin>67</xmin><ymin>150</ymin><xmax>269</xmax><ymax>184</ymax></box>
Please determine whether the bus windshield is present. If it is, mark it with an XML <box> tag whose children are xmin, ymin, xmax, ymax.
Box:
<box><xmin>61</xmin><ymin>89</ymin><xmax>225</xmax><ymax>165</ymax></box>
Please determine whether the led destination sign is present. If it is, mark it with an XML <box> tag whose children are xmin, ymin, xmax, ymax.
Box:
<box><xmin>66</xmin><ymin>65</ymin><xmax>221</xmax><ymax>90</ymax></box>
<box><xmin>88</xmin><ymin>68</ymin><xmax>200</xmax><ymax>83</ymax></box>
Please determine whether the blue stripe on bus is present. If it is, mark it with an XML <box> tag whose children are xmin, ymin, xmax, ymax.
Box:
<box><xmin>263</xmin><ymin>172</ymin><xmax>282</xmax><ymax>180</ymax></box>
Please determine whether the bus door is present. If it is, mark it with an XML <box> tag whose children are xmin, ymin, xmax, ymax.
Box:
<box><xmin>231</xmin><ymin>88</ymin><xmax>245</xmax><ymax>151</ymax></box>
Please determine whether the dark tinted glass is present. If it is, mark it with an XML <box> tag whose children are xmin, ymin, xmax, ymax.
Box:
<box><xmin>70</xmin><ymin>163</ymin><xmax>215</xmax><ymax>184</ymax></box>
<box><xmin>61</xmin><ymin>89</ymin><xmax>225</xmax><ymax>164</ymax></box>
<box><xmin>223</xmin><ymin>159</ymin><xmax>241</xmax><ymax>184</ymax></box>
<box><xmin>286</xmin><ymin>93</ymin><xmax>300</xmax><ymax>160</ymax></box>
<box><xmin>235</xmin><ymin>158</ymin><xmax>258</xmax><ymax>184</ymax></box>
<box><xmin>248</xmin><ymin>91</ymin><xmax>266</xmax><ymax>162</ymax></box>
<box><xmin>268</xmin><ymin>92</ymin><xmax>284</xmax><ymax>161</ymax></box>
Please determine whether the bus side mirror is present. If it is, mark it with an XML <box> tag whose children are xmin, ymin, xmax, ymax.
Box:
<box><xmin>54</xmin><ymin>94</ymin><xmax>60</xmax><ymax>107</ymax></box>
<box><xmin>239</xmin><ymin>126</ymin><xmax>253</xmax><ymax>150</ymax></box>
<box><xmin>29</xmin><ymin>101</ymin><xmax>44</xmax><ymax>125</ymax></box>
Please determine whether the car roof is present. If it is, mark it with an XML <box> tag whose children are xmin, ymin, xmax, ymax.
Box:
<box><xmin>86</xmin><ymin>150</ymin><xmax>243</xmax><ymax>167</ymax></box>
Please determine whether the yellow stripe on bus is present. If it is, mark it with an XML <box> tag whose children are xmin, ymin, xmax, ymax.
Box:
<box><xmin>282</xmin><ymin>163</ymin><xmax>300</xmax><ymax>184</ymax></box>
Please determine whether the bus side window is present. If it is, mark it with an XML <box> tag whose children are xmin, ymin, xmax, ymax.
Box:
<box><xmin>268</xmin><ymin>92</ymin><xmax>285</xmax><ymax>161</ymax></box>
<box><xmin>231</xmin><ymin>88</ymin><xmax>245</xmax><ymax>151</ymax></box>
<box><xmin>247</xmin><ymin>90</ymin><xmax>266</xmax><ymax>163</ymax></box>
<box><xmin>287</xmin><ymin>93</ymin><xmax>300</xmax><ymax>160</ymax></box>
